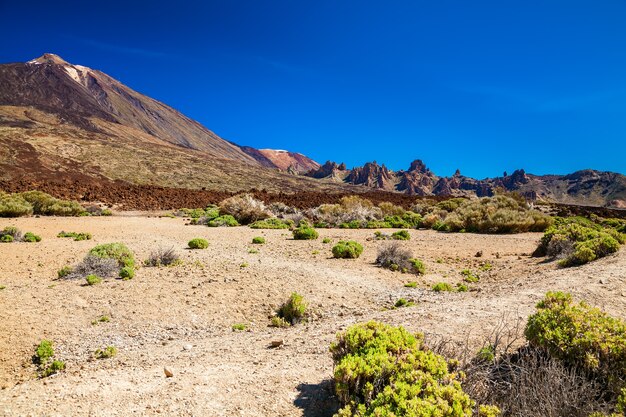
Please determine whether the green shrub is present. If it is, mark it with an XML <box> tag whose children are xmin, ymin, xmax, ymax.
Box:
<box><xmin>20</xmin><ymin>190</ymin><xmax>85</xmax><ymax>216</ymax></box>
<box><xmin>57</xmin><ymin>266</ymin><xmax>73</xmax><ymax>278</ymax></box>
<box><xmin>94</xmin><ymin>346</ymin><xmax>117</xmax><ymax>359</ymax></box>
<box><xmin>100</xmin><ymin>209</ymin><xmax>112</xmax><ymax>216</ymax></box>
<box><xmin>188</xmin><ymin>238</ymin><xmax>209</xmax><ymax>249</ymax></box>
<box><xmin>34</xmin><ymin>340</ymin><xmax>55</xmax><ymax>364</ymax></box>
<box><xmin>330</xmin><ymin>321</ymin><xmax>474</xmax><ymax>416</ymax></box>
<box><xmin>0</xmin><ymin>226</ymin><xmax>22</xmax><ymax>241</ymax></box>
<box><xmin>535</xmin><ymin>217</ymin><xmax>623</xmax><ymax>267</ymax></box>
<box><xmin>0</xmin><ymin>193</ymin><xmax>33</xmax><ymax>217</ymax></box>
<box><xmin>207</xmin><ymin>214</ymin><xmax>239</xmax><ymax>227</ymax></box>
<box><xmin>404</xmin><ymin>281</ymin><xmax>417</xmax><ymax>288</ymax></box>
<box><xmin>410</xmin><ymin>258</ymin><xmax>425</xmax><ymax>275</ymax></box>
<box><xmin>322</xmin><ymin>237</ymin><xmax>332</xmax><ymax>244</ymax></box>
<box><xmin>429</xmin><ymin>196</ymin><xmax>552</xmax><ymax>234</ymax></box>
<box><xmin>23</xmin><ymin>232</ymin><xmax>41</xmax><ymax>242</ymax></box>
<box><xmin>525</xmin><ymin>292</ymin><xmax>626</xmax><ymax>395</ymax></box>
<box><xmin>232</xmin><ymin>323</ymin><xmax>247</xmax><ymax>331</ymax></box>
<box><xmin>270</xmin><ymin>316</ymin><xmax>290</xmax><ymax>328</ymax></box>
<box><xmin>41</xmin><ymin>360</ymin><xmax>65</xmax><ymax>377</ymax></box>
<box><xmin>252</xmin><ymin>236</ymin><xmax>266</xmax><ymax>244</ymax></box>
<box><xmin>391</xmin><ymin>230</ymin><xmax>410</xmax><ymax>240</ymax></box>
<box><xmin>119</xmin><ymin>266</ymin><xmax>134</xmax><ymax>280</ymax></box>
<box><xmin>57</xmin><ymin>231</ymin><xmax>92</xmax><ymax>241</ymax></box>
<box><xmin>293</xmin><ymin>225</ymin><xmax>318</xmax><ymax>240</ymax></box>
<box><xmin>432</xmin><ymin>282</ymin><xmax>454</xmax><ymax>292</ymax></box>
<box><xmin>277</xmin><ymin>292</ymin><xmax>307</xmax><ymax>325</ymax></box>
<box><xmin>89</xmin><ymin>242</ymin><xmax>135</xmax><ymax>279</ymax></box>
<box><xmin>456</xmin><ymin>283</ymin><xmax>469</xmax><ymax>292</ymax></box>
<box><xmin>332</xmin><ymin>241</ymin><xmax>364</xmax><ymax>259</ymax></box>
<box><xmin>0</xmin><ymin>234</ymin><xmax>13</xmax><ymax>243</ymax></box>
<box><xmin>394</xmin><ymin>298</ymin><xmax>414</xmax><ymax>308</ymax></box>
<box><xmin>85</xmin><ymin>274</ymin><xmax>102</xmax><ymax>285</ymax></box>
<box><xmin>461</xmin><ymin>269</ymin><xmax>480</xmax><ymax>283</ymax></box>
<box><xmin>92</xmin><ymin>315</ymin><xmax>110</xmax><ymax>325</ymax></box>
<box><xmin>249</xmin><ymin>218</ymin><xmax>293</xmax><ymax>229</ymax></box>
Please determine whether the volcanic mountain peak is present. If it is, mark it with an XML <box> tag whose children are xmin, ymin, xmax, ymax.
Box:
<box><xmin>28</xmin><ymin>53</ymin><xmax>70</xmax><ymax>65</ymax></box>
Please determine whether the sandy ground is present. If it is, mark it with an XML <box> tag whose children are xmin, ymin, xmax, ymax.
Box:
<box><xmin>0</xmin><ymin>215</ymin><xmax>625</xmax><ymax>416</ymax></box>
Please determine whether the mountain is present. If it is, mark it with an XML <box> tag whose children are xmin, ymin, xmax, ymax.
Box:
<box><xmin>306</xmin><ymin>160</ymin><xmax>626</xmax><ymax>208</ymax></box>
<box><xmin>0</xmin><ymin>54</ymin><xmax>343</xmax><ymax>193</ymax></box>
<box><xmin>0</xmin><ymin>54</ymin><xmax>623</xmax><ymax>208</ymax></box>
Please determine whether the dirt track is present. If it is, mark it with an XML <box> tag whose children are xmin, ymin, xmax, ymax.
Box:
<box><xmin>0</xmin><ymin>215</ymin><xmax>625</xmax><ymax>416</ymax></box>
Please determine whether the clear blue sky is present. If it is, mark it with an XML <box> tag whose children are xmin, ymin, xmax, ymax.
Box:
<box><xmin>1</xmin><ymin>0</ymin><xmax>625</xmax><ymax>178</ymax></box>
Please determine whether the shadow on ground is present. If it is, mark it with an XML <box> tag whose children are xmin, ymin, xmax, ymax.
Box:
<box><xmin>294</xmin><ymin>380</ymin><xmax>339</xmax><ymax>417</ymax></box>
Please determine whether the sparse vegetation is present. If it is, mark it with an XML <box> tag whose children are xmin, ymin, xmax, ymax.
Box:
<box><xmin>391</xmin><ymin>230</ymin><xmax>410</xmax><ymax>240</ymax></box>
<box><xmin>322</xmin><ymin>237</ymin><xmax>332</xmax><ymax>244</ymax></box>
<box><xmin>144</xmin><ymin>247</ymin><xmax>181</xmax><ymax>267</ymax></box>
<box><xmin>404</xmin><ymin>281</ymin><xmax>417</xmax><ymax>288</ymax></box>
<box><xmin>91</xmin><ymin>315</ymin><xmax>110</xmax><ymax>325</ymax></box>
<box><xmin>332</xmin><ymin>241</ymin><xmax>364</xmax><ymax>259</ymax></box>
<box><xmin>249</xmin><ymin>218</ymin><xmax>293</xmax><ymax>229</ymax></box>
<box><xmin>432</xmin><ymin>282</ymin><xmax>454</xmax><ymax>292</ymax></box>
<box><xmin>330</xmin><ymin>321</ymin><xmax>475</xmax><ymax>416</ymax></box>
<box><xmin>57</xmin><ymin>231</ymin><xmax>92</xmax><ymax>241</ymax></box>
<box><xmin>422</xmin><ymin>195</ymin><xmax>552</xmax><ymax>234</ymax></box>
<box><xmin>33</xmin><ymin>340</ymin><xmax>65</xmax><ymax>378</ymax></box>
<box><xmin>461</xmin><ymin>269</ymin><xmax>480</xmax><ymax>283</ymax></box>
<box><xmin>0</xmin><ymin>234</ymin><xmax>13</xmax><ymax>243</ymax></box>
<box><xmin>57</xmin><ymin>266</ymin><xmax>73</xmax><ymax>278</ymax></box>
<box><xmin>232</xmin><ymin>323</ymin><xmax>247</xmax><ymax>331</ymax></box>
<box><xmin>188</xmin><ymin>238</ymin><xmax>209</xmax><ymax>249</ymax></box>
<box><xmin>252</xmin><ymin>236</ymin><xmax>266</xmax><ymax>244</ymax></box>
<box><xmin>20</xmin><ymin>190</ymin><xmax>85</xmax><ymax>216</ymax></box>
<box><xmin>94</xmin><ymin>346</ymin><xmax>117</xmax><ymax>359</ymax></box>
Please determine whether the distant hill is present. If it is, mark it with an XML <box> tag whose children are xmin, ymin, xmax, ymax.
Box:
<box><xmin>306</xmin><ymin>160</ymin><xmax>626</xmax><ymax>208</ymax></box>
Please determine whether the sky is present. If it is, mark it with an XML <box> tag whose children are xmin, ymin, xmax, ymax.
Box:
<box><xmin>1</xmin><ymin>0</ymin><xmax>625</xmax><ymax>178</ymax></box>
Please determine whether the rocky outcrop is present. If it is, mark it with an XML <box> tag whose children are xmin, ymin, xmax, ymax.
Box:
<box><xmin>346</xmin><ymin>162</ymin><xmax>395</xmax><ymax>190</ymax></box>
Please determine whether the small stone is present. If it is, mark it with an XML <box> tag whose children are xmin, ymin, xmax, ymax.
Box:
<box><xmin>164</xmin><ymin>367</ymin><xmax>174</xmax><ymax>377</ymax></box>
<box><xmin>599</xmin><ymin>278</ymin><xmax>608</xmax><ymax>285</ymax></box>
<box><xmin>183</xmin><ymin>344</ymin><xmax>193</xmax><ymax>351</ymax></box>
<box><xmin>270</xmin><ymin>339</ymin><xmax>284</xmax><ymax>348</ymax></box>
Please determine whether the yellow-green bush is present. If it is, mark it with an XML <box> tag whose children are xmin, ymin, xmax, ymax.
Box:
<box><xmin>525</xmin><ymin>292</ymin><xmax>626</xmax><ymax>395</ymax></box>
<box><xmin>20</xmin><ymin>190</ymin><xmax>85</xmax><ymax>216</ymax></box>
<box><xmin>276</xmin><ymin>292</ymin><xmax>307</xmax><ymax>325</ymax></box>
<box><xmin>0</xmin><ymin>193</ymin><xmax>33</xmax><ymax>217</ymax></box>
<box><xmin>330</xmin><ymin>321</ymin><xmax>475</xmax><ymax>416</ymax></box>
<box><xmin>332</xmin><ymin>241</ymin><xmax>364</xmax><ymax>259</ymax></box>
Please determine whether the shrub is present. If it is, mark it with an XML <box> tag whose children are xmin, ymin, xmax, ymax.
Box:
<box><xmin>293</xmin><ymin>225</ymin><xmax>318</xmax><ymax>240</ymax></box>
<box><xmin>20</xmin><ymin>190</ymin><xmax>85</xmax><ymax>216</ymax></box>
<box><xmin>62</xmin><ymin>255</ymin><xmax>119</xmax><ymax>280</ymax></box>
<box><xmin>378</xmin><ymin>201</ymin><xmax>406</xmax><ymax>217</ymax></box>
<box><xmin>270</xmin><ymin>316</ymin><xmax>290</xmax><ymax>328</ymax></box>
<box><xmin>57</xmin><ymin>266</ymin><xmax>73</xmax><ymax>278</ymax></box>
<box><xmin>525</xmin><ymin>291</ymin><xmax>626</xmax><ymax>396</ymax></box>
<box><xmin>144</xmin><ymin>247</ymin><xmax>181</xmax><ymax>267</ymax></box>
<box><xmin>207</xmin><ymin>214</ymin><xmax>239</xmax><ymax>227</ymax></box>
<box><xmin>119</xmin><ymin>266</ymin><xmax>134</xmax><ymax>280</ymax></box>
<box><xmin>249</xmin><ymin>218</ymin><xmax>293</xmax><ymax>229</ymax></box>
<box><xmin>23</xmin><ymin>232</ymin><xmax>41</xmax><ymax>242</ymax></box>
<box><xmin>0</xmin><ymin>234</ymin><xmax>13</xmax><ymax>243</ymax></box>
<box><xmin>57</xmin><ymin>231</ymin><xmax>92</xmax><ymax>241</ymax></box>
<box><xmin>188</xmin><ymin>238</ymin><xmax>209</xmax><ymax>249</ymax></box>
<box><xmin>456</xmin><ymin>283</ymin><xmax>469</xmax><ymax>292</ymax></box>
<box><xmin>432</xmin><ymin>282</ymin><xmax>454</xmax><ymax>292</ymax></box>
<box><xmin>232</xmin><ymin>323</ymin><xmax>247</xmax><ymax>331</ymax></box>
<box><xmin>322</xmin><ymin>237</ymin><xmax>332</xmax><ymax>244</ymax></box>
<box><xmin>85</xmin><ymin>274</ymin><xmax>102</xmax><ymax>285</ymax></box>
<box><xmin>404</xmin><ymin>281</ymin><xmax>417</xmax><ymax>288</ymax></box>
<box><xmin>94</xmin><ymin>346</ymin><xmax>117</xmax><ymax>359</ymax></box>
<box><xmin>34</xmin><ymin>340</ymin><xmax>65</xmax><ymax>378</ymax></box>
<box><xmin>330</xmin><ymin>321</ymin><xmax>474</xmax><ymax>416</ymax></box>
<box><xmin>534</xmin><ymin>217</ymin><xmax>623</xmax><ymax>267</ymax></box>
<box><xmin>461</xmin><ymin>269</ymin><xmax>480</xmax><ymax>283</ymax></box>
<box><xmin>306</xmin><ymin>196</ymin><xmax>383</xmax><ymax>227</ymax></box>
<box><xmin>0</xmin><ymin>226</ymin><xmax>23</xmax><ymax>241</ymax></box>
<box><xmin>252</xmin><ymin>236</ymin><xmax>266</xmax><ymax>244</ymax></box>
<box><xmin>391</xmin><ymin>230</ymin><xmax>410</xmax><ymax>240</ymax></box>
<box><xmin>332</xmin><ymin>241</ymin><xmax>364</xmax><ymax>259</ymax></box>
<box><xmin>375</xmin><ymin>242</ymin><xmax>423</xmax><ymax>274</ymax></box>
<box><xmin>89</xmin><ymin>243</ymin><xmax>135</xmax><ymax>268</ymax></box>
<box><xmin>394</xmin><ymin>298</ymin><xmax>414</xmax><ymax>308</ymax></box>
<box><xmin>276</xmin><ymin>292</ymin><xmax>307</xmax><ymax>325</ymax></box>
<box><xmin>219</xmin><ymin>194</ymin><xmax>271</xmax><ymax>224</ymax></box>
<box><xmin>429</xmin><ymin>196</ymin><xmax>552</xmax><ymax>234</ymax></box>
<box><xmin>0</xmin><ymin>193</ymin><xmax>33</xmax><ymax>217</ymax></box>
